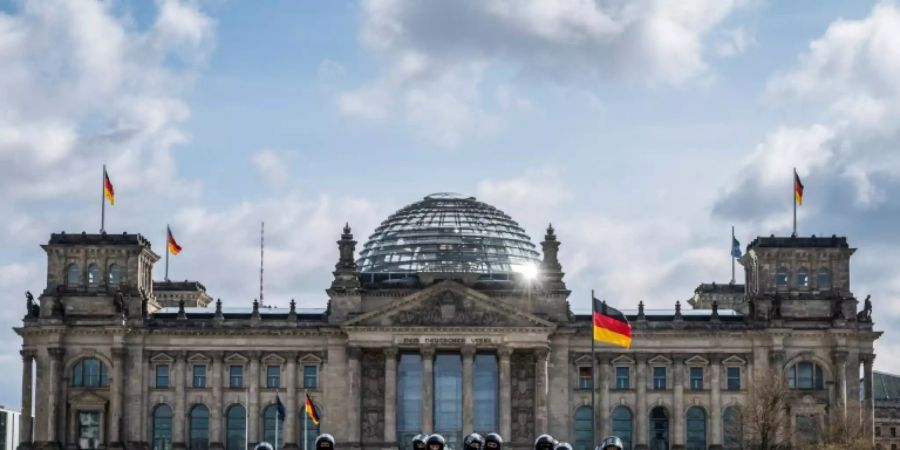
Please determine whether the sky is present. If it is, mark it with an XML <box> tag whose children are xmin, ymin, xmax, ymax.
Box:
<box><xmin>1</xmin><ymin>0</ymin><xmax>899</xmax><ymax>407</ymax></box>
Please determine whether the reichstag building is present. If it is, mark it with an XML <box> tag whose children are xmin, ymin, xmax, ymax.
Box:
<box><xmin>15</xmin><ymin>193</ymin><xmax>880</xmax><ymax>450</ymax></box>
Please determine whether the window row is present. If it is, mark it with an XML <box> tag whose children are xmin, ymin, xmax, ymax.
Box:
<box><xmin>150</xmin><ymin>404</ymin><xmax>321</xmax><ymax>450</ymax></box>
<box><xmin>774</xmin><ymin>266</ymin><xmax>831</xmax><ymax>288</ymax></box>
<box><xmin>577</xmin><ymin>366</ymin><xmax>743</xmax><ymax>391</ymax></box>
<box><xmin>66</xmin><ymin>263</ymin><xmax>122</xmax><ymax>287</ymax></box>
<box><xmin>154</xmin><ymin>364</ymin><xmax>319</xmax><ymax>389</ymax></box>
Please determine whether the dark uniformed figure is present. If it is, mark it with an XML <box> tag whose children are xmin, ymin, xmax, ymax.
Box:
<box><xmin>254</xmin><ymin>443</ymin><xmax>274</xmax><ymax>450</ymax></box>
<box><xmin>554</xmin><ymin>442</ymin><xmax>573</xmax><ymax>450</ymax></box>
<box><xmin>427</xmin><ymin>434</ymin><xmax>447</xmax><ymax>450</ymax></box>
<box><xmin>464</xmin><ymin>433</ymin><xmax>485</xmax><ymax>450</ymax></box>
<box><xmin>484</xmin><ymin>433</ymin><xmax>503</xmax><ymax>450</ymax></box>
<box><xmin>596</xmin><ymin>436</ymin><xmax>624</xmax><ymax>450</ymax></box>
<box><xmin>315</xmin><ymin>434</ymin><xmax>336</xmax><ymax>450</ymax></box>
<box><xmin>413</xmin><ymin>434</ymin><xmax>428</xmax><ymax>450</ymax></box>
<box><xmin>534</xmin><ymin>434</ymin><xmax>557</xmax><ymax>450</ymax></box>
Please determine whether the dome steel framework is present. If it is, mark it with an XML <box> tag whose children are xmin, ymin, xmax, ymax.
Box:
<box><xmin>357</xmin><ymin>193</ymin><xmax>541</xmax><ymax>274</ymax></box>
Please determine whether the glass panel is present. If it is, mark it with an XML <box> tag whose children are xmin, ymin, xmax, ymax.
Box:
<box><xmin>300</xmin><ymin>415</ymin><xmax>320</xmax><ymax>450</ymax></box>
<box><xmin>193</xmin><ymin>366</ymin><xmax>207</xmax><ymax>388</ymax></box>
<box><xmin>73</xmin><ymin>361</ymin><xmax>84</xmax><ymax>387</ymax></box>
<box><xmin>690</xmin><ymin>368</ymin><xmax>703</xmax><ymax>390</ymax></box>
<box><xmin>653</xmin><ymin>367</ymin><xmax>666</xmax><ymax>390</ymax></box>
<box><xmin>78</xmin><ymin>411</ymin><xmax>101</xmax><ymax>450</ymax></box>
<box><xmin>616</xmin><ymin>367</ymin><xmax>630</xmax><ymax>389</ymax></box>
<box><xmin>100</xmin><ymin>363</ymin><xmax>109</xmax><ymax>387</ymax></box>
<box><xmin>157</xmin><ymin>365</ymin><xmax>170</xmax><ymax>388</ymax></box>
<box><xmin>578</xmin><ymin>367</ymin><xmax>593</xmax><ymax>390</ymax></box>
<box><xmin>649</xmin><ymin>407</ymin><xmax>668</xmax><ymax>450</ymax></box>
<box><xmin>87</xmin><ymin>264</ymin><xmax>101</xmax><ymax>286</ymax></box>
<box><xmin>108</xmin><ymin>264</ymin><xmax>121</xmax><ymax>285</ymax></box>
<box><xmin>775</xmin><ymin>267</ymin><xmax>788</xmax><ymax>286</ymax></box>
<box><xmin>230</xmin><ymin>366</ymin><xmax>243</xmax><ymax>388</ymax></box>
<box><xmin>473</xmin><ymin>353</ymin><xmax>498</xmax><ymax>433</ymax></box>
<box><xmin>153</xmin><ymin>405</ymin><xmax>173</xmax><ymax>450</ymax></box>
<box><xmin>225</xmin><ymin>405</ymin><xmax>246</xmax><ymax>450</ymax></box>
<box><xmin>434</xmin><ymin>353</ymin><xmax>462</xmax><ymax>449</ymax></box>
<box><xmin>796</xmin><ymin>268</ymin><xmax>809</xmax><ymax>287</ymax></box>
<box><xmin>818</xmin><ymin>268</ymin><xmax>830</xmax><ymax>289</ymax></box>
<box><xmin>574</xmin><ymin>407</ymin><xmax>593</xmax><ymax>450</ymax></box>
<box><xmin>723</xmin><ymin>407</ymin><xmax>742</xmax><ymax>450</ymax></box>
<box><xmin>726</xmin><ymin>367</ymin><xmax>741</xmax><ymax>391</ymax></box>
<box><xmin>267</xmin><ymin>366</ymin><xmax>280</xmax><ymax>388</ymax></box>
<box><xmin>612</xmin><ymin>406</ymin><xmax>633</xmax><ymax>450</ymax></box>
<box><xmin>303</xmin><ymin>366</ymin><xmax>317</xmax><ymax>389</ymax></box>
<box><xmin>67</xmin><ymin>264</ymin><xmax>81</xmax><ymax>287</ymax></box>
<box><xmin>685</xmin><ymin>407</ymin><xmax>706</xmax><ymax>450</ymax></box>
<box><xmin>397</xmin><ymin>353</ymin><xmax>422</xmax><ymax>450</ymax></box>
<box><xmin>797</xmin><ymin>362</ymin><xmax>813</xmax><ymax>389</ymax></box>
<box><xmin>189</xmin><ymin>405</ymin><xmax>210</xmax><ymax>450</ymax></box>
<box><xmin>262</xmin><ymin>405</ymin><xmax>283</xmax><ymax>448</ymax></box>
<box><xmin>795</xmin><ymin>415</ymin><xmax>818</xmax><ymax>445</ymax></box>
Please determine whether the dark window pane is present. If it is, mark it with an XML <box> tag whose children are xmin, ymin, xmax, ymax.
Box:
<box><xmin>686</xmin><ymin>407</ymin><xmax>706</xmax><ymax>450</ymax></box>
<box><xmin>156</xmin><ymin>365</ymin><xmax>170</xmax><ymax>388</ymax></box>
<box><xmin>303</xmin><ymin>366</ymin><xmax>318</xmax><ymax>389</ymax></box>
<box><xmin>434</xmin><ymin>354</ymin><xmax>462</xmax><ymax>448</ymax></box>
<box><xmin>726</xmin><ymin>367</ymin><xmax>741</xmax><ymax>391</ymax></box>
<box><xmin>225</xmin><ymin>405</ymin><xmax>246</xmax><ymax>450</ymax></box>
<box><xmin>153</xmin><ymin>405</ymin><xmax>173</xmax><ymax>450</ymax></box>
<box><xmin>262</xmin><ymin>405</ymin><xmax>283</xmax><ymax>448</ymax></box>
<box><xmin>574</xmin><ymin>407</ymin><xmax>593</xmax><ymax>450</ymax></box>
<box><xmin>611</xmin><ymin>406</ymin><xmax>633</xmax><ymax>450</ymax></box>
<box><xmin>653</xmin><ymin>367</ymin><xmax>666</xmax><ymax>390</ymax></box>
<box><xmin>229</xmin><ymin>366</ymin><xmax>243</xmax><ymax>388</ymax></box>
<box><xmin>193</xmin><ymin>366</ymin><xmax>207</xmax><ymax>388</ymax></box>
<box><xmin>578</xmin><ymin>367</ymin><xmax>593</xmax><ymax>390</ymax></box>
<box><xmin>690</xmin><ymin>367</ymin><xmax>703</xmax><ymax>390</ymax></box>
<box><xmin>267</xmin><ymin>365</ymin><xmax>280</xmax><ymax>388</ymax></box>
<box><xmin>189</xmin><ymin>405</ymin><xmax>209</xmax><ymax>450</ymax></box>
<box><xmin>473</xmin><ymin>354</ymin><xmax>498</xmax><ymax>433</ymax></box>
<box><xmin>616</xmin><ymin>367</ymin><xmax>630</xmax><ymax>389</ymax></box>
<box><xmin>397</xmin><ymin>353</ymin><xmax>422</xmax><ymax>450</ymax></box>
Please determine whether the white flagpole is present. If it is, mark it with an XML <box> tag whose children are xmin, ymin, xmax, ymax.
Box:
<box><xmin>303</xmin><ymin>407</ymin><xmax>308</xmax><ymax>450</ymax></box>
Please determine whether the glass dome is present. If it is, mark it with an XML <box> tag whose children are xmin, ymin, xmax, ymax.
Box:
<box><xmin>357</xmin><ymin>193</ymin><xmax>541</xmax><ymax>274</ymax></box>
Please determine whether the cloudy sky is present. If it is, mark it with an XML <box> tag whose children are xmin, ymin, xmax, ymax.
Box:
<box><xmin>1</xmin><ymin>0</ymin><xmax>899</xmax><ymax>406</ymax></box>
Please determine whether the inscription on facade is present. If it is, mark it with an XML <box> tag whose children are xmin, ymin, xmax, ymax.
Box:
<box><xmin>393</xmin><ymin>336</ymin><xmax>501</xmax><ymax>346</ymax></box>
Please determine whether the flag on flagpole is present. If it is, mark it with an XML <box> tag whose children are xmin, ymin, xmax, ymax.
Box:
<box><xmin>731</xmin><ymin>236</ymin><xmax>742</xmax><ymax>258</ymax></box>
<box><xmin>592</xmin><ymin>296</ymin><xmax>632</xmax><ymax>348</ymax></box>
<box><xmin>794</xmin><ymin>170</ymin><xmax>804</xmax><ymax>205</ymax></box>
<box><xmin>304</xmin><ymin>394</ymin><xmax>321</xmax><ymax>425</ymax></box>
<box><xmin>276</xmin><ymin>392</ymin><xmax>286</xmax><ymax>422</ymax></box>
<box><xmin>103</xmin><ymin>167</ymin><xmax>115</xmax><ymax>205</ymax></box>
<box><xmin>167</xmin><ymin>226</ymin><xmax>182</xmax><ymax>255</ymax></box>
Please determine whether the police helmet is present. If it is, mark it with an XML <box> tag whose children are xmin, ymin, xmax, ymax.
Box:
<box><xmin>596</xmin><ymin>436</ymin><xmax>624</xmax><ymax>450</ymax></box>
<box><xmin>464</xmin><ymin>433</ymin><xmax>485</xmax><ymax>450</ymax></box>
<box><xmin>254</xmin><ymin>443</ymin><xmax>274</xmax><ymax>450</ymax></box>
<box><xmin>412</xmin><ymin>434</ymin><xmax>427</xmax><ymax>450</ymax></box>
<box><xmin>534</xmin><ymin>434</ymin><xmax>556</xmax><ymax>450</ymax></box>
<box><xmin>554</xmin><ymin>442</ymin><xmax>573</xmax><ymax>450</ymax></box>
<box><xmin>484</xmin><ymin>433</ymin><xmax>503</xmax><ymax>450</ymax></box>
<box><xmin>426</xmin><ymin>434</ymin><xmax>446</xmax><ymax>450</ymax></box>
<box><xmin>315</xmin><ymin>434</ymin><xmax>336</xmax><ymax>450</ymax></box>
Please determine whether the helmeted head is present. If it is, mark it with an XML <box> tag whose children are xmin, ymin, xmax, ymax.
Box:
<box><xmin>484</xmin><ymin>433</ymin><xmax>503</xmax><ymax>450</ymax></box>
<box><xmin>553</xmin><ymin>442</ymin><xmax>573</xmax><ymax>450</ymax></box>
<box><xmin>412</xmin><ymin>434</ymin><xmax>427</xmax><ymax>450</ymax></box>
<box><xmin>315</xmin><ymin>434</ymin><xmax>336</xmax><ymax>450</ymax></box>
<box><xmin>534</xmin><ymin>434</ymin><xmax>556</xmax><ymax>450</ymax></box>
<box><xmin>426</xmin><ymin>434</ymin><xmax>446</xmax><ymax>450</ymax></box>
<box><xmin>464</xmin><ymin>433</ymin><xmax>485</xmax><ymax>450</ymax></box>
<box><xmin>254</xmin><ymin>443</ymin><xmax>274</xmax><ymax>450</ymax></box>
<box><xmin>596</xmin><ymin>436</ymin><xmax>624</xmax><ymax>450</ymax></box>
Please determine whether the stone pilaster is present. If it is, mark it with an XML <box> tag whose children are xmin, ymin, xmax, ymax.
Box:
<box><xmin>548</xmin><ymin>336</ymin><xmax>569</xmax><ymax>440</ymax></box>
<box><xmin>284</xmin><ymin>353</ymin><xmax>298</xmax><ymax>450</ymax></box>
<box><xmin>462</xmin><ymin>346</ymin><xmax>475</xmax><ymax>435</ymax></box>
<box><xmin>421</xmin><ymin>346</ymin><xmax>435</xmax><ymax>434</ymax></box>
<box><xmin>47</xmin><ymin>347</ymin><xmax>65</xmax><ymax>448</ymax></box>
<box><xmin>173</xmin><ymin>352</ymin><xmax>187</xmax><ymax>450</ymax></box>
<box><xmin>384</xmin><ymin>348</ymin><xmax>398</xmax><ymax>445</ymax></box>
<box><xmin>109</xmin><ymin>347</ymin><xmax>127</xmax><ymax>449</ymax></box>
<box><xmin>498</xmin><ymin>347</ymin><xmax>511</xmax><ymax>439</ymax></box>
<box><xmin>672</xmin><ymin>356</ymin><xmax>685</xmax><ymax>450</ymax></box>
<box><xmin>534</xmin><ymin>348</ymin><xmax>549</xmax><ymax>433</ymax></box>
<box><xmin>634</xmin><ymin>354</ymin><xmax>648</xmax><ymax>450</ymax></box>
<box><xmin>347</xmin><ymin>347</ymin><xmax>361</xmax><ymax>444</ymax></box>
<box><xmin>598</xmin><ymin>354</ymin><xmax>611</xmax><ymax>440</ymax></box>
<box><xmin>832</xmin><ymin>350</ymin><xmax>848</xmax><ymax>421</ymax></box>
<box><xmin>18</xmin><ymin>350</ymin><xmax>35</xmax><ymax>450</ymax></box>
<box><xmin>248</xmin><ymin>351</ymin><xmax>260</xmax><ymax>446</ymax></box>
<box><xmin>709</xmin><ymin>355</ymin><xmax>722</xmax><ymax>450</ymax></box>
<box><xmin>862</xmin><ymin>354</ymin><xmax>875</xmax><ymax>443</ymax></box>
<box><xmin>210</xmin><ymin>352</ymin><xmax>225</xmax><ymax>450</ymax></box>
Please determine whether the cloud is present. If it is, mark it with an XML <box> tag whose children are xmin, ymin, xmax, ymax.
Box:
<box><xmin>253</xmin><ymin>150</ymin><xmax>291</xmax><ymax>189</ymax></box>
<box><xmin>714</xmin><ymin>26</ymin><xmax>756</xmax><ymax>57</ymax></box>
<box><xmin>340</xmin><ymin>0</ymin><xmax>750</xmax><ymax>145</ymax></box>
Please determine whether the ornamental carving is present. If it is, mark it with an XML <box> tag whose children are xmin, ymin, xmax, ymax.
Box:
<box><xmin>360</xmin><ymin>349</ymin><xmax>385</xmax><ymax>443</ymax></box>
<box><xmin>510</xmin><ymin>350</ymin><xmax>535</xmax><ymax>443</ymax></box>
<box><xmin>389</xmin><ymin>291</ymin><xmax>517</xmax><ymax>326</ymax></box>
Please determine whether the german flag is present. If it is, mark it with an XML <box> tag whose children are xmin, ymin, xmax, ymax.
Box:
<box><xmin>304</xmin><ymin>393</ymin><xmax>321</xmax><ymax>425</ymax></box>
<box><xmin>593</xmin><ymin>297</ymin><xmax>632</xmax><ymax>348</ymax></box>
<box><xmin>103</xmin><ymin>166</ymin><xmax>115</xmax><ymax>205</ymax></box>
<box><xmin>794</xmin><ymin>169</ymin><xmax>804</xmax><ymax>206</ymax></box>
<box><xmin>166</xmin><ymin>226</ymin><xmax>182</xmax><ymax>255</ymax></box>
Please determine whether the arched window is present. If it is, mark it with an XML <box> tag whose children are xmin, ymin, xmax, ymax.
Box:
<box><xmin>67</xmin><ymin>263</ymin><xmax>81</xmax><ymax>287</ymax></box>
<box><xmin>108</xmin><ymin>264</ymin><xmax>121</xmax><ymax>285</ymax></box>
<box><xmin>788</xmin><ymin>361</ymin><xmax>824</xmax><ymax>390</ymax></box>
<box><xmin>262</xmin><ymin>405</ymin><xmax>283</xmax><ymax>449</ymax></box>
<box><xmin>300</xmin><ymin>414</ymin><xmax>320</xmax><ymax>450</ymax></box>
<box><xmin>87</xmin><ymin>264</ymin><xmax>101</xmax><ymax>287</ymax></box>
<box><xmin>573</xmin><ymin>406</ymin><xmax>593</xmax><ymax>450</ymax></box>
<box><xmin>612</xmin><ymin>406</ymin><xmax>633</xmax><ymax>450</ymax></box>
<box><xmin>152</xmin><ymin>404</ymin><xmax>173</xmax><ymax>450</ymax></box>
<box><xmin>685</xmin><ymin>407</ymin><xmax>707</xmax><ymax>450</ymax></box>
<box><xmin>189</xmin><ymin>404</ymin><xmax>209</xmax><ymax>450</ymax></box>
<box><xmin>817</xmin><ymin>268</ymin><xmax>830</xmax><ymax>289</ymax></box>
<box><xmin>649</xmin><ymin>407</ymin><xmax>669</xmax><ymax>450</ymax></box>
<box><xmin>723</xmin><ymin>406</ymin><xmax>742</xmax><ymax>450</ymax></box>
<box><xmin>72</xmin><ymin>358</ymin><xmax>109</xmax><ymax>387</ymax></box>
<box><xmin>775</xmin><ymin>266</ymin><xmax>789</xmax><ymax>286</ymax></box>
<box><xmin>225</xmin><ymin>405</ymin><xmax>246</xmax><ymax>450</ymax></box>
<box><xmin>796</xmin><ymin>267</ymin><xmax>809</xmax><ymax>287</ymax></box>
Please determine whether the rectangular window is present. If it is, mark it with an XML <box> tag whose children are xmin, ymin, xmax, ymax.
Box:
<box><xmin>473</xmin><ymin>353</ymin><xmax>499</xmax><ymax>434</ymax></box>
<box><xmin>229</xmin><ymin>366</ymin><xmax>243</xmax><ymax>388</ymax></box>
<box><xmin>434</xmin><ymin>353</ymin><xmax>463</xmax><ymax>448</ymax></box>
<box><xmin>266</xmin><ymin>365</ymin><xmax>280</xmax><ymax>388</ymax></box>
<box><xmin>78</xmin><ymin>411</ymin><xmax>101</xmax><ymax>450</ymax></box>
<box><xmin>156</xmin><ymin>365</ymin><xmax>170</xmax><ymax>388</ymax></box>
<box><xmin>892</xmin><ymin>427</ymin><xmax>896</xmax><ymax>437</ymax></box>
<box><xmin>615</xmin><ymin>367</ymin><xmax>630</xmax><ymax>389</ymax></box>
<box><xmin>875</xmin><ymin>427</ymin><xmax>881</xmax><ymax>437</ymax></box>
<box><xmin>192</xmin><ymin>365</ymin><xmax>207</xmax><ymax>388</ymax></box>
<box><xmin>578</xmin><ymin>367</ymin><xmax>593</xmax><ymax>390</ymax></box>
<box><xmin>690</xmin><ymin>367</ymin><xmax>704</xmax><ymax>390</ymax></box>
<box><xmin>653</xmin><ymin>367</ymin><xmax>666</xmax><ymax>390</ymax></box>
<box><xmin>303</xmin><ymin>366</ymin><xmax>318</xmax><ymax>389</ymax></box>
<box><xmin>397</xmin><ymin>353</ymin><xmax>423</xmax><ymax>442</ymax></box>
<box><xmin>726</xmin><ymin>367</ymin><xmax>741</xmax><ymax>390</ymax></box>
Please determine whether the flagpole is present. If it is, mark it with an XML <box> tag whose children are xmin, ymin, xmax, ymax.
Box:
<box><xmin>303</xmin><ymin>398</ymin><xmax>308</xmax><ymax>450</ymax></box>
<box><xmin>101</xmin><ymin>165</ymin><xmax>106</xmax><ymax>233</ymax></box>
<box><xmin>731</xmin><ymin>226</ymin><xmax>736</xmax><ymax>284</ymax></box>
<box><xmin>165</xmin><ymin>226</ymin><xmax>170</xmax><ymax>281</ymax></box>
<box><xmin>792</xmin><ymin>168</ymin><xmax>797</xmax><ymax>237</ymax></box>
<box><xmin>275</xmin><ymin>388</ymin><xmax>280</xmax><ymax>450</ymax></box>
<box><xmin>245</xmin><ymin>389</ymin><xmax>249</xmax><ymax>450</ymax></box>
<box><xmin>591</xmin><ymin>289</ymin><xmax>596</xmax><ymax>446</ymax></box>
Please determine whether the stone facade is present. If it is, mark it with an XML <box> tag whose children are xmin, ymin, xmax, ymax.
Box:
<box><xmin>15</xmin><ymin>222</ymin><xmax>881</xmax><ymax>450</ymax></box>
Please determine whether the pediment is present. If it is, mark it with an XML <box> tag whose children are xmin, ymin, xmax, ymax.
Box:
<box><xmin>573</xmin><ymin>354</ymin><xmax>593</xmax><ymax>366</ymax></box>
<box><xmin>298</xmin><ymin>353</ymin><xmax>323</xmax><ymax>365</ymax></box>
<box><xmin>225</xmin><ymin>353</ymin><xmax>248</xmax><ymax>364</ymax></box>
<box><xmin>262</xmin><ymin>353</ymin><xmax>286</xmax><ymax>364</ymax></box>
<box><xmin>150</xmin><ymin>353</ymin><xmax>174</xmax><ymax>363</ymax></box>
<box><xmin>69</xmin><ymin>390</ymin><xmax>108</xmax><ymax>406</ymax></box>
<box><xmin>685</xmin><ymin>355</ymin><xmax>709</xmax><ymax>366</ymax></box>
<box><xmin>612</xmin><ymin>355</ymin><xmax>635</xmax><ymax>365</ymax></box>
<box><xmin>188</xmin><ymin>353</ymin><xmax>210</xmax><ymax>363</ymax></box>
<box><xmin>344</xmin><ymin>280</ymin><xmax>555</xmax><ymax>328</ymax></box>
<box><xmin>648</xmin><ymin>355</ymin><xmax>672</xmax><ymax>366</ymax></box>
<box><xmin>722</xmin><ymin>355</ymin><xmax>747</xmax><ymax>366</ymax></box>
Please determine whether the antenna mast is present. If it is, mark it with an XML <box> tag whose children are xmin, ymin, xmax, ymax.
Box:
<box><xmin>259</xmin><ymin>221</ymin><xmax>265</xmax><ymax>307</ymax></box>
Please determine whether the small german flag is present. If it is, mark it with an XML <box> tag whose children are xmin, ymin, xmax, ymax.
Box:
<box><xmin>593</xmin><ymin>296</ymin><xmax>632</xmax><ymax>348</ymax></box>
<box><xmin>166</xmin><ymin>226</ymin><xmax>182</xmax><ymax>255</ymax></box>
<box><xmin>794</xmin><ymin>169</ymin><xmax>804</xmax><ymax>206</ymax></box>
<box><xmin>103</xmin><ymin>166</ymin><xmax>115</xmax><ymax>205</ymax></box>
<box><xmin>304</xmin><ymin>393</ymin><xmax>321</xmax><ymax>425</ymax></box>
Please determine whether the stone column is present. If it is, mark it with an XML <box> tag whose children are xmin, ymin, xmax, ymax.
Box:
<box><xmin>862</xmin><ymin>355</ymin><xmax>875</xmax><ymax>443</ymax></box>
<box><xmin>635</xmin><ymin>355</ymin><xmax>648</xmax><ymax>450</ymax></box>
<box><xmin>672</xmin><ymin>356</ymin><xmax>685</xmax><ymax>450</ymax></box>
<box><xmin>832</xmin><ymin>351</ymin><xmax>848</xmax><ymax>421</ymax></box>
<box><xmin>462</xmin><ymin>346</ymin><xmax>475</xmax><ymax>435</ymax></box>
<box><xmin>19</xmin><ymin>350</ymin><xmax>35</xmax><ymax>449</ymax></box>
<box><xmin>174</xmin><ymin>352</ymin><xmax>187</xmax><ymax>450</ymax></box>
<box><xmin>285</xmin><ymin>353</ymin><xmax>298</xmax><ymax>450</ymax></box>
<box><xmin>498</xmin><ymin>347</ymin><xmax>511</xmax><ymax>439</ymax></box>
<box><xmin>709</xmin><ymin>356</ymin><xmax>722</xmax><ymax>450</ymax></box>
<box><xmin>47</xmin><ymin>347</ymin><xmax>65</xmax><ymax>448</ymax></box>
<box><xmin>110</xmin><ymin>348</ymin><xmax>127</xmax><ymax>449</ymax></box>
<box><xmin>249</xmin><ymin>351</ymin><xmax>261</xmax><ymax>446</ymax></box>
<box><xmin>347</xmin><ymin>347</ymin><xmax>362</xmax><ymax>444</ymax></box>
<box><xmin>598</xmin><ymin>355</ymin><xmax>611</xmax><ymax>440</ymax></box>
<box><xmin>421</xmin><ymin>347</ymin><xmax>435</xmax><ymax>434</ymax></box>
<box><xmin>548</xmin><ymin>336</ymin><xmax>569</xmax><ymax>440</ymax></box>
<box><xmin>210</xmin><ymin>352</ymin><xmax>225</xmax><ymax>450</ymax></box>
<box><xmin>534</xmin><ymin>348</ymin><xmax>549</xmax><ymax>433</ymax></box>
<box><xmin>384</xmin><ymin>348</ymin><xmax>398</xmax><ymax>445</ymax></box>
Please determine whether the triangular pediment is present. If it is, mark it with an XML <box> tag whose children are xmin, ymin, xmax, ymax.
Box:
<box><xmin>685</xmin><ymin>355</ymin><xmax>709</xmax><ymax>366</ymax></box>
<box><xmin>344</xmin><ymin>280</ymin><xmax>555</xmax><ymax>328</ymax></box>
<box><xmin>69</xmin><ymin>390</ymin><xmax>108</xmax><ymax>406</ymax></box>
<box><xmin>648</xmin><ymin>355</ymin><xmax>672</xmax><ymax>366</ymax></box>
<box><xmin>722</xmin><ymin>355</ymin><xmax>747</xmax><ymax>366</ymax></box>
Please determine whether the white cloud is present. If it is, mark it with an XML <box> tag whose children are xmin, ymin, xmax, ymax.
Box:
<box><xmin>714</xmin><ymin>26</ymin><xmax>756</xmax><ymax>57</ymax></box>
<box><xmin>477</xmin><ymin>167</ymin><xmax>571</xmax><ymax>211</ymax></box>
<box><xmin>253</xmin><ymin>150</ymin><xmax>291</xmax><ymax>189</ymax></box>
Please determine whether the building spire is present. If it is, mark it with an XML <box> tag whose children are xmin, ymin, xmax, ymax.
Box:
<box><xmin>331</xmin><ymin>222</ymin><xmax>361</xmax><ymax>291</ymax></box>
<box><xmin>541</xmin><ymin>223</ymin><xmax>566</xmax><ymax>288</ymax></box>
